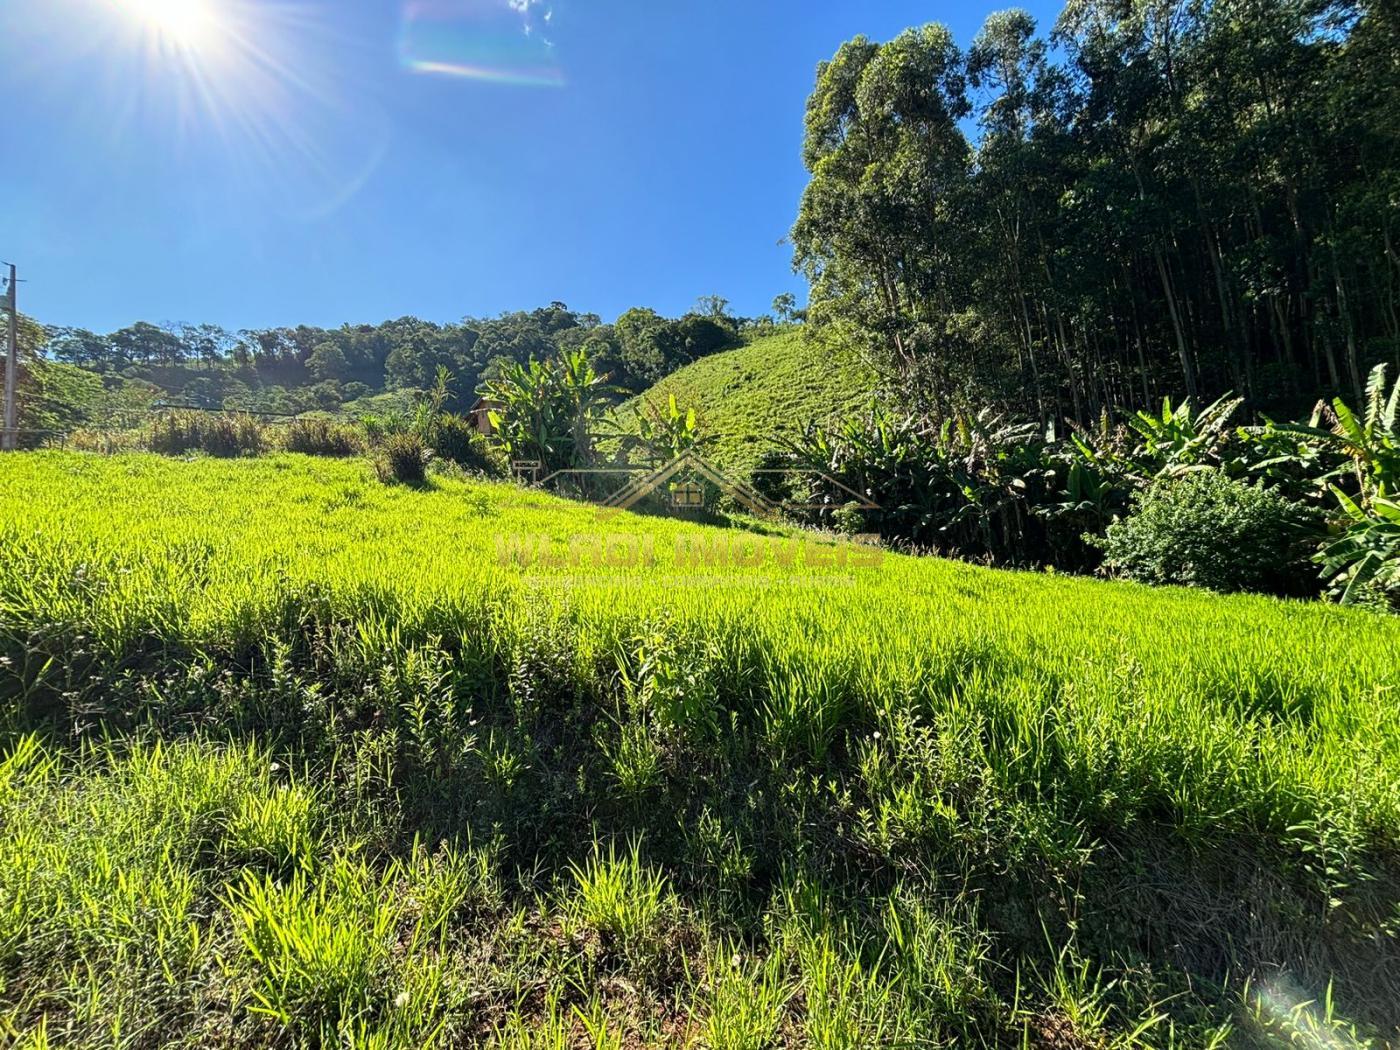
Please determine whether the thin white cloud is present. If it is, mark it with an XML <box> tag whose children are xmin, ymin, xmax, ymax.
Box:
<box><xmin>507</xmin><ymin>0</ymin><xmax>555</xmax><ymax>46</ymax></box>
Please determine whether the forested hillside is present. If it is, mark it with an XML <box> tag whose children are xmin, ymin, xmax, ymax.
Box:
<box><xmin>35</xmin><ymin>298</ymin><xmax>776</xmax><ymax>417</ymax></box>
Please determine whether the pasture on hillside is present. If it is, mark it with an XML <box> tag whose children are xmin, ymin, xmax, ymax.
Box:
<box><xmin>1</xmin><ymin>452</ymin><xmax>1398</xmax><ymax>1048</ymax></box>
<box><xmin>606</xmin><ymin>331</ymin><xmax>878</xmax><ymax>476</ymax></box>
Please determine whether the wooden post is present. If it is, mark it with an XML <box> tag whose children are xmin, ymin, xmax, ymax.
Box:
<box><xmin>2</xmin><ymin>264</ymin><xmax>17</xmax><ymax>451</ymax></box>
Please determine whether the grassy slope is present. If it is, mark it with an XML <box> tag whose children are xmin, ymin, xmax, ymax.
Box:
<box><xmin>608</xmin><ymin>329</ymin><xmax>878</xmax><ymax>475</ymax></box>
<box><xmin>2</xmin><ymin>453</ymin><xmax>1399</xmax><ymax>1047</ymax></box>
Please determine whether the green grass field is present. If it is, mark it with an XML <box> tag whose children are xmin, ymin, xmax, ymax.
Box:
<box><xmin>608</xmin><ymin>330</ymin><xmax>878</xmax><ymax>475</ymax></box>
<box><xmin>2</xmin><ymin>452</ymin><xmax>1399</xmax><ymax>1048</ymax></box>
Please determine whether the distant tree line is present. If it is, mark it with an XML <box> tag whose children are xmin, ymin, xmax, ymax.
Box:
<box><xmin>793</xmin><ymin>0</ymin><xmax>1400</xmax><ymax>423</ymax></box>
<box><xmin>40</xmin><ymin>297</ymin><xmax>790</xmax><ymax>415</ymax></box>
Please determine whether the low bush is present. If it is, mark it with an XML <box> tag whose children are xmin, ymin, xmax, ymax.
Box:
<box><xmin>427</xmin><ymin>413</ymin><xmax>507</xmax><ymax>476</ymax></box>
<box><xmin>749</xmin><ymin>448</ymin><xmax>801</xmax><ymax>505</ymax></box>
<box><xmin>373</xmin><ymin>431</ymin><xmax>432</xmax><ymax>485</ymax></box>
<box><xmin>280</xmin><ymin>417</ymin><xmax>365</xmax><ymax>457</ymax></box>
<box><xmin>1099</xmin><ymin>471</ymin><xmax>1324</xmax><ymax>595</ymax></box>
<box><xmin>146</xmin><ymin>410</ymin><xmax>266</xmax><ymax>457</ymax></box>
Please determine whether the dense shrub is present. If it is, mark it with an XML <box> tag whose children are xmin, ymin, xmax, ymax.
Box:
<box><xmin>280</xmin><ymin>417</ymin><xmax>365</xmax><ymax>457</ymax></box>
<box><xmin>789</xmin><ymin>405</ymin><xmax>1059</xmax><ymax>565</ymax></box>
<box><xmin>146</xmin><ymin>411</ymin><xmax>266</xmax><ymax>457</ymax></box>
<box><xmin>373</xmin><ymin>431</ymin><xmax>432</xmax><ymax>485</ymax></box>
<box><xmin>427</xmin><ymin>413</ymin><xmax>507</xmax><ymax>476</ymax></box>
<box><xmin>1099</xmin><ymin>471</ymin><xmax>1324</xmax><ymax>596</ymax></box>
<box><xmin>749</xmin><ymin>448</ymin><xmax>800</xmax><ymax>505</ymax></box>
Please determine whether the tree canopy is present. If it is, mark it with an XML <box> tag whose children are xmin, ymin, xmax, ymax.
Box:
<box><xmin>794</xmin><ymin>0</ymin><xmax>1400</xmax><ymax>424</ymax></box>
<box><xmin>40</xmin><ymin>299</ymin><xmax>773</xmax><ymax>416</ymax></box>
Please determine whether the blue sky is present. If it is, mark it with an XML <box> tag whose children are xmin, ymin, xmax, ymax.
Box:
<box><xmin>2</xmin><ymin>0</ymin><xmax>1059</xmax><ymax>334</ymax></box>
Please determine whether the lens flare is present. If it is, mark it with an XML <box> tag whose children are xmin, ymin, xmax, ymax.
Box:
<box><xmin>1248</xmin><ymin>979</ymin><xmax>1365</xmax><ymax>1050</ymax></box>
<box><xmin>2</xmin><ymin>0</ymin><xmax>394</xmax><ymax>221</ymax></box>
<box><xmin>399</xmin><ymin>0</ymin><xmax>564</xmax><ymax>88</ymax></box>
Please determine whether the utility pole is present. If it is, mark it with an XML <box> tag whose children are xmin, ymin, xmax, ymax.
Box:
<box><xmin>2</xmin><ymin>263</ymin><xmax>15</xmax><ymax>452</ymax></box>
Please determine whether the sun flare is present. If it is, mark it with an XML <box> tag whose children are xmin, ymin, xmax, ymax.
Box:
<box><xmin>113</xmin><ymin>0</ymin><xmax>221</xmax><ymax>49</ymax></box>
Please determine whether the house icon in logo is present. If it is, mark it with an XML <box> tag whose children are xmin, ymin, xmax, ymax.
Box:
<box><xmin>600</xmin><ymin>451</ymin><xmax>782</xmax><ymax>517</ymax></box>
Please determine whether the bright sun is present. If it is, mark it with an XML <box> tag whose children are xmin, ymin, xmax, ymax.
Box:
<box><xmin>115</xmin><ymin>0</ymin><xmax>221</xmax><ymax>48</ymax></box>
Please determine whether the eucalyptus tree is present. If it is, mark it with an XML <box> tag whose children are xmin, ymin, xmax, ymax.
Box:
<box><xmin>966</xmin><ymin>8</ymin><xmax>1070</xmax><ymax>423</ymax></box>
<box><xmin>792</xmin><ymin>25</ymin><xmax>973</xmax><ymax>415</ymax></box>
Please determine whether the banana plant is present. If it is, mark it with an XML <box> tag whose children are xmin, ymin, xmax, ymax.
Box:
<box><xmin>784</xmin><ymin>402</ymin><xmax>1053</xmax><ymax>561</ymax></box>
<box><xmin>633</xmin><ymin>394</ymin><xmax>714</xmax><ymax>462</ymax></box>
<box><xmin>1126</xmin><ymin>393</ymin><xmax>1245</xmax><ymax>478</ymax></box>
<box><xmin>1268</xmin><ymin>364</ymin><xmax>1400</xmax><ymax>507</ymax></box>
<box><xmin>1054</xmin><ymin>436</ymin><xmax>1127</xmax><ymax>516</ymax></box>
<box><xmin>556</xmin><ymin>348</ymin><xmax>617</xmax><ymax>464</ymax></box>
<box><xmin>1272</xmin><ymin>365</ymin><xmax>1400</xmax><ymax>608</ymax></box>
<box><xmin>481</xmin><ymin>348</ymin><xmax>619</xmax><ymax>474</ymax></box>
<box><xmin>1316</xmin><ymin>491</ymin><xmax>1400</xmax><ymax>607</ymax></box>
<box><xmin>1240</xmin><ymin>407</ymin><xmax>1340</xmax><ymax>503</ymax></box>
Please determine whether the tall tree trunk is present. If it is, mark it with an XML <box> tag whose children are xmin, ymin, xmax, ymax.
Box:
<box><xmin>1123</xmin><ymin>261</ymin><xmax>1153</xmax><ymax>405</ymax></box>
<box><xmin>1329</xmin><ymin>244</ymin><xmax>1364</xmax><ymax>400</ymax></box>
<box><xmin>1155</xmin><ymin>249</ymin><xmax>1198</xmax><ymax>400</ymax></box>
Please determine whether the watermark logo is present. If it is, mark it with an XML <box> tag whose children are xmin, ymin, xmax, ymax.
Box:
<box><xmin>499</xmin><ymin>442</ymin><xmax>885</xmax><ymax>587</ymax></box>
<box><xmin>519</xmin><ymin>449</ymin><xmax>880</xmax><ymax>522</ymax></box>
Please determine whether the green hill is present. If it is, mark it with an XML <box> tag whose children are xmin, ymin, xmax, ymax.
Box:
<box><xmin>608</xmin><ymin>328</ymin><xmax>878</xmax><ymax>475</ymax></box>
<box><xmin>2</xmin><ymin>451</ymin><xmax>1399</xmax><ymax>1044</ymax></box>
